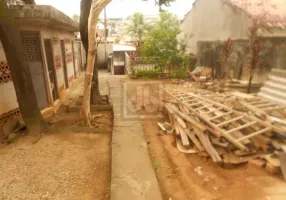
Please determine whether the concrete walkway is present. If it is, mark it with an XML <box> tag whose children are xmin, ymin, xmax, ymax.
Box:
<box><xmin>108</xmin><ymin>75</ymin><xmax>162</xmax><ymax>200</ymax></box>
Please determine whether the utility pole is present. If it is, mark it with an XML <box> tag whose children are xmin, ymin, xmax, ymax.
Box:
<box><xmin>104</xmin><ymin>6</ymin><xmax>107</xmax><ymax>63</ymax></box>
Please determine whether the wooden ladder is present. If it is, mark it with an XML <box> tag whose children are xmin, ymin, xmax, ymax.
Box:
<box><xmin>161</xmin><ymin>88</ymin><xmax>272</xmax><ymax>151</ymax></box>
<box><xmin>243</xmin><ymin>97</ymin><xmax>285</xmax><ymax>112</ymax></box>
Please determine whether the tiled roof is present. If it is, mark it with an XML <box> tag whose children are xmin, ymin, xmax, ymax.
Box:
<box><xmin>228</xmin><ymin>0</ymin><xmax>286</xmax><ymax>28</ymax></box>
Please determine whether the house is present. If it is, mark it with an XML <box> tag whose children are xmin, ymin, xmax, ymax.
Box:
<box><xmin>179</xmin><ymin>0</ymin><xmax>286</xmax><ymax>80</ymax></box>
<box><xmin>111</xmin><ymin>44</ymin><xmax>136</xmax><ymax>75</ymax></box>
<box><xmin>0</xmin><ymin>5</ymin><xmax>85</xmax><ymax>135</ymax></box>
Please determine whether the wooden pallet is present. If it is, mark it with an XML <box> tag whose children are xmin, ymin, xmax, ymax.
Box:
<box><xmin>161</xmin><ymin>87</ymin><xmax>272</xmax><ymax>151</ymax></box>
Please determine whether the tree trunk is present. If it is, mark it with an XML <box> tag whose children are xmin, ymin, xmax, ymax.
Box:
<box><xmin>80</xmin><ymin>0</ymin><xmax>111</xmax><ymax>126</ymax></box>
<box><xmin>0</xmin><ymin>0</ymin><xmax>46</xmax><ymax>133</ymax></box>
<box><xmin>80</xmin><ymin>0</ymin><xmax>91</xmax><ymax>55</ymax></box>
<box><xmin>247</xmin><ymin>72</ymin><xmax>254</xmax><ymax>94</ymax></box>
<box><xmin>80</xmin><ymin>0</ymin><xmax>102</xmax><ymax>105</ymax></box>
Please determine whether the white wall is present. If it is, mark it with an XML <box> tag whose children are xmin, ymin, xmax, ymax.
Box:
<box><xmin>179</xmin><ymin>0</ymin><xmax>252</xmax><ymax>54</ymax></box>
<box><xmin>97</xmin><ymin>43</ymin><xmax>113</xmax><ymax>68</ymax></box>
<box><xmin>0</xmin><ymin>23</ymin><xmax>78</xmax><ymax>122</ymax></box>
<box><xmin>0</xmin><ymin>42</ymin><xmax>19</xmax><ymax>117</ymax></box>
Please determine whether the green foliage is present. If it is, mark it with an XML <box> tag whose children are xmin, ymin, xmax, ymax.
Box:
<box><xmin>141</xmin><ymin>12</ymin><xmax>180</xmax><ymax>63</ymax></box>
<box><xmin>140</xmin><ymin>12</ymin><xmax>188</xmax><ymax>76</ymax></box>
<box><xmin>125</xmin><ymin>12</ymin><xmax>151</xmax><ymax>42</ymax></box>
<box><xmin>135</xmin><ymin>69</ymin><xmax>158</xmax><ymax>78</ymax></box>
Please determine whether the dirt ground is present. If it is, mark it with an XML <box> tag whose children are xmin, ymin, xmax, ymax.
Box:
<box><xmin>0</xmin><ymin>111</ymin><xmax>112</xmax><ymax>200</ymax></box>
<box><xmin>125</xmin><ymin>78</ymin><xmax>286</xmax><ymax>200</ymax></box>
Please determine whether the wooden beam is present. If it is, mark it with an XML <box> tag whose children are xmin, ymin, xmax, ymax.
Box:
<box><xmin>217</xmin><ymin>116</ymin><xmax>244</xmax><ymax>127</ymax></box>
<box><xmin>226</xmin><ymin>121</ymin><xmax>257</xmax><ymax>134</ymax></box>
<box><xmin>209</xmin><ymin>111</ymin><xmax>233</xmax><ymax>120</ymax></box>
<box><xmin>165</xmin><ymin>103</ymin><xmax>208</xmax><ymax>133</ymax></box>
<box><xmin>236</xmin><ymin>127</ymin><xmax>271</xmax><ymax>142</ymax></box>
<box><xmin>178</xmin><ymin>125</ymin><xmax>190</xmax><ymax>147</ymax></box>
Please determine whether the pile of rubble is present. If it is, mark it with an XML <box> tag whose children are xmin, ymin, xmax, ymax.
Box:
<box><xmin>158</xmin><ymin>86</ymin><xmax>286</xmax><ymax>179</ymax></box>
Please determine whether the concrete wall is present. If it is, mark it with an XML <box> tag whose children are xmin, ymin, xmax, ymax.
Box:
<box><xmin>97</xmin><ymin>42</ymin><xmax>113</xmax><ymax>69</ymax></box>
<box><xmin>179</xmin><ymin>0</ymin><xmax>252</xmax><ymax>54</ymax></box>
<box><xmin>0</xmin><ymin>24</ymin><xmax>84</xmax><ymax>136</ymax></box>
<box><xmin>196</xmin><ymin>38</ymin><xmax>286</xmax><ymax>82</ymax></box>
<box><xmin>0</xmin><ymin>42</ymin><xmax>20</xmax><ymax>119</ymax></box>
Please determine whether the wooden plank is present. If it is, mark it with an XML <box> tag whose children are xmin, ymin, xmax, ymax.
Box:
<box><xmin>278</xmin><ymin>152</ymin><xmax>286</xmax><ymax>180</ymax></box>
<box><xmin>226</xmin><ymin>121</ymin><xmax>257</xmax><ymax>134</ymax></box>
<box><xmin>238</xmin><ymin>100</ymin><xmax>266</xmax><ymax>117</ymax></box>
<box><xmin>173</xmin><ymin>116</ymin><xmax>180</xmax><ymax>136</ymax></box>
<box><xmin>211</xmin><ymin>138</ymin><xmax>229</xmax><ymax>148</ymax></box>
<box><xmin>184</xmin><ymin>127</ymin><xmax>205</xmax><ymax>152</ymax></box>
<box><xmin>157</xmin><ymin>122</ymin><xmax>166</xmax><ymax>132</ymax></box>
<box><xmin>264</xmin><ymin>154</ymin><xmax>280</xmax><ymax>168</ymax></box>
<box><xmin>188</xmin><ymin>102</ymin><xmax>202</xmax><ymax>107</ymax></box>
<box><xmin>250</xmin><ymin>101</ymin><xmax>269</xmax><ymax>106</ymax></box>
<box><xmin>178</xmin><ymin>125</ymin><xmax>190</xmax><ymax>147</ymax></box>
<box><xmin>236</xmin><ymin>127</ymin><xmax>271</xmax><ymax>142</ymax></box>
<box><xmin>201</xmin><ymin>107</ymin><xmax>224</xmax><ymax>115</ymax></box>
<box><xmin>263</xmin><ymin>106</ymin><xmax>286</xmax><ymax>112</ymax></box>
<box><xmin>193</xmin><ymin>104</ymin><xmax>214</xmax><ymax>111</ymax></box>
<box><xmin>161</xmin><ymin>88</ymin><xmax>249</xmax><ymax>150</ymax></box>
<box><xmin>193</xmin><ymin>127</ymin><xmax>222</xmax><ymax>163</ymax></box>
<box><xmin>209</xmin><ymin>111</ymin><xmax>233</xmax><ymax>120</ymax></box>
<box><xmin>175</xmin><ymin>115</ymin><xmax>187</xmax><ymax>128</ymax></box>
<box><xmin>176</xmin><ymin>138</ymin><xmax>197</xmax><ymax>154</ymax></box>
<box><xmin>217</xmin><ymin>116</ymin><xmax>244</xmax><ymax>127</ymax></box>
<box><xmin>256</xmin><ymin>103</ymin><xmax>276</xmax><ymax>108</ymax></box>
<box><xmin>165</xmin><ymin>103</ymin><xmax>208</xmax><ymax>133</ymax></box>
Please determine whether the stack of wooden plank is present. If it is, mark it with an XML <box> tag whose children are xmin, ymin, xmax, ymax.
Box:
<box><xmin>159</xmin><ymin>86</ymin><xmax>286</xmax><ymax>176</ymax></box>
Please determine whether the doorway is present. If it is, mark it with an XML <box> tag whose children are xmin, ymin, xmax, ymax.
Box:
<box><xmin>20</xmin><ymin>31</ymin><xmax>49</xmax><ymax>110</ymax></box>
<box><xmin>44</xmin><ymin>39</ymin><xmax>59</xmax><ymax>101</ymax></box>
<box><xmin>60</xmin><ymin>40</ymin><xmax>69</xmax><ymax>89</ymax></box>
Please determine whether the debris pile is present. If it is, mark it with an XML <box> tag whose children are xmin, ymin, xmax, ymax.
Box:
<box><xmin>159</xmin><ymin>86</ymin><xmax>286</xmax><ymax>178</ymax></box>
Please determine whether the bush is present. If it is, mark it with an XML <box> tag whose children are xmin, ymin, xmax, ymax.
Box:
<box><xmin>135</xmin><ymin>69</ymin><xmax>158</xmax><ymax>78</ymax></box>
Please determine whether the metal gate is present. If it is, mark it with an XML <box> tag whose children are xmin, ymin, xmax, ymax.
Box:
<box><xmin>44</xmin><ymin>39</ymin><xmax>59</xmax><ymax>101</ymax></box>
<box><xmin>60</xmin><ymin>40</ymin><xmax>69</xmax><ymax>89</ymax></box>
<box><xmin>20</xmin><ymin>31</ymin><xmax>49</xmax><ymax>110</ymax></box>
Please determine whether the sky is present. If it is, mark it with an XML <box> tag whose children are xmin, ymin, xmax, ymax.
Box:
<box><xmin>35</xmin><ymin>0</ymin><xmax>195</xmax><ymax>19</ymax></box>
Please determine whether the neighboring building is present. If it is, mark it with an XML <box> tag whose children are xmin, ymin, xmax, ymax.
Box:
<box><xmin>180</xmin><ymin>0</ymin><xmax>286</xmax><ymax>53</ymax></box>
<box><xmin>179</xmin><ymin>0</ymin><xmax>286</xmax><ymax>80</ymax></box>
<box><xmin>0</xmin><ymin>5</ymin><xmax>85</xmax><ymax>135</ymax></box>
<box><xmin>111</xmin><ymin>44</ymin><xmax>136</xmax><ymax>75</ymax></box>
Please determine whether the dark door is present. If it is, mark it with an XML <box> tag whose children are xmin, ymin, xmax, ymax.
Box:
<box><xmin>72</xmin><ymin>41</ymin><xmax>77</xmax><ymax>78</ymax></box>
<box><xmin>60</xmin><ymin>40</ymin><xmax>69</xmax><ymax>89</ymax></box>
<box><xmin>20</xmin><ymin>31</ymin><xmax>49</xmax><ymax>110</ymax></box>
<box><xmin>78</xmin><ymin>43</ymin><xmax>83</xmax><ymax>70</ymax></box>
<box><xmin>44</xmin><ymin>39</ymin><xmax>59</xmax><ymax>101</ymax></box>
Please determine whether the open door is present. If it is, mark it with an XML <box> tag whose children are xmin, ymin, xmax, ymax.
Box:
<box><xmin>44</xmin><ymin>39</ymin><xmax>59</xmax><ymax>101</ymax></box>
<box><xmin>60</xmin><ymin>40</ymin><xmax>69</xmax><ymax>89</ymax></box>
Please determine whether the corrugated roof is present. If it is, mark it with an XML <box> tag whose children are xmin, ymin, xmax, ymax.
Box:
<box><xmin>228</xmin><ymin>0</ymin><xmax>286</xmax><ymax>28</ymax></box>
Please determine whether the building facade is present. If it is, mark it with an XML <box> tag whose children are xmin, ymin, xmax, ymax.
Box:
<box><xmin>0</xmin><ymin>5</ymin><xmax>85</xmax><ymax>135</ymax></box>
<box><xmin>179</xmin><ymin>0</ymin><xmax>286</xmax><ymax>80</ymax></box>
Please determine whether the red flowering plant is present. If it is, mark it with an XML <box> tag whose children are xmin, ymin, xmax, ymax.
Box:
<box><xmin>247</xmin><ymin>19</ymin><xmax>265</xmax><ymax>93</ymax></box>
<box><xmin>218</xmin><ymin>37</ymin><xmax>234</xmax><ymax>79</ymax></box>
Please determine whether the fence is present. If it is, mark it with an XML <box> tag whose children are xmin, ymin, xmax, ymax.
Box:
<box><xmin>124</xmin><ymin>54</ymin><xmax>160</xmax><ymax>76</ymax></box>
